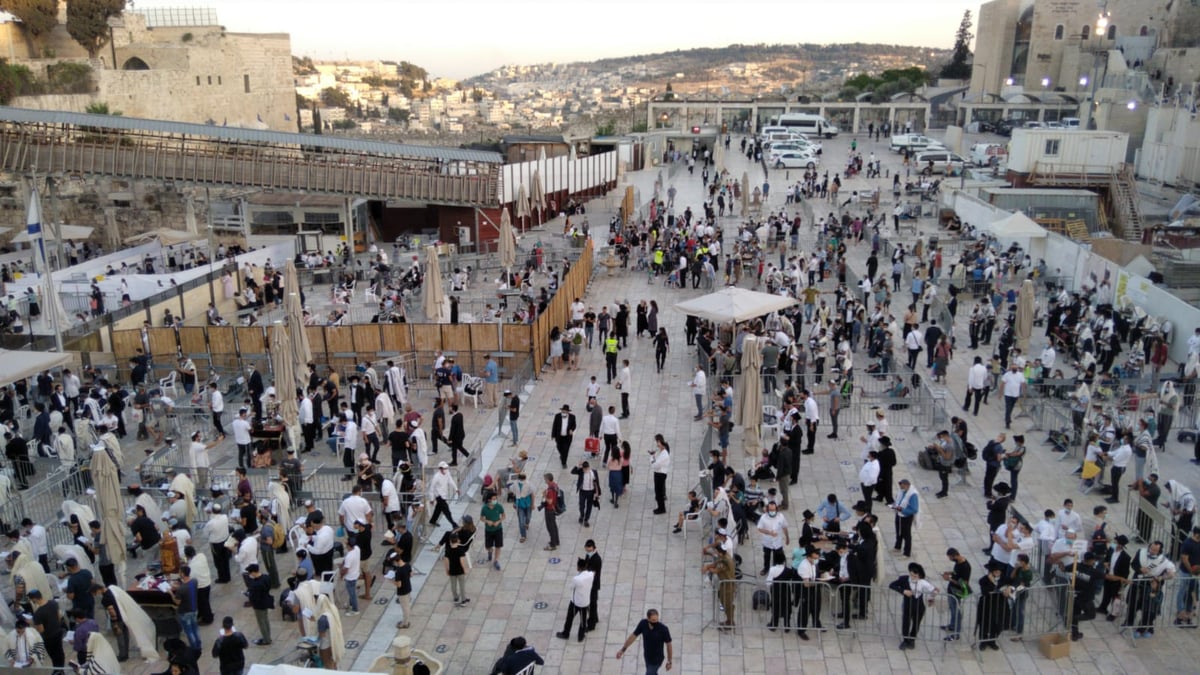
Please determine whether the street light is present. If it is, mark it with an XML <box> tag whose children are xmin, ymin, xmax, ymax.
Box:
<box><xmin>1083</xmin><ymin>10</ymin><xmax>1111</xmax><ymax>130</ymax></box>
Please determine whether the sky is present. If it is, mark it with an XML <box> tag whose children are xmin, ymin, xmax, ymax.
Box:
<box><xmin>173</xmin><ymin>0</ymin><xmax>978</xmax><ymax>79</ymax></box>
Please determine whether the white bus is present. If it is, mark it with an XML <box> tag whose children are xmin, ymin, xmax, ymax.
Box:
<box><xmin>776</xmin><ymin>113</ymin><xmax>840</xmax><ymax>139</ymax></box>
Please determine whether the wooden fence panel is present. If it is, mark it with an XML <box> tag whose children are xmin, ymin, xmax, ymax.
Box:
<box><xmin>147</xmin><ymin>328</ymin><xmax>177</xmax><ymax>356</ymax></box>
<box><xmin>379</xmin><ymin>324</ymin><xmax>411</xmax><ymax>352</ymax></box>
<box><xmin>468</xmin><ymin>323</ymin><xmax>500</xmax><ymax>353</ymax></box>
<box><xmin>440</xmin><ymin>324</ymin><xmax>471</xmax><ymax>354</ymax></box>
<box><xmin>207</xmin><ymin>326</ymin><xmax>237</xmax><ymax>354</ymax></box>
<box><xmin>236</xmin><ymin>326</ymin><xmax>266</xmax><ymax>354</ymax></box>
<box><xmin>111</xmin><ymin>329</ymin><xmax>143</xmax><ymax>364</ymax></box>
<box><xmin>305</xmin><ymin>326</ymin><xmax>326</xmax><ymax>359</ymax></box>
<box><xmin>179</xmin><ymin>327</ymin><xmax>208</xmax><ymax>355</ymax></box>
<box><xmin>352</xmin><ymin>325</ymin><xmax>382</xmax><ymax>353</ymax></box>
<box><xmin>325</xmin><ymin>326</ymin><xmax>355</xmax><ymax>354</ymax></box>
<box><xmin>504</xmin><ymin>324</ymin><xmax>532</xmax><ymax>355</ymax></box>
<box><xmin>410</xmin><ymin>324</ymin><xmax>441</xmax><ymax>352</ymax></box>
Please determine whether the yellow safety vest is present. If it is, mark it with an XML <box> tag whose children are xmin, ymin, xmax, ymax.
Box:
<box><xmin>605</xmin><ymin>337</ymin><xmax>618</xmax><ymax>354</ymax></box>
<box><xmin>654</xmin><ymin>250</ymin><xmax>664</xmax><ymax>266</ymax></box>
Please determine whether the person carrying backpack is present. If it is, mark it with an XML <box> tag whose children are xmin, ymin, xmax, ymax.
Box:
<box><xmin>540</xmin><ymin>473</ymin><xmax>563</xmax><ymax>551</ymax></box>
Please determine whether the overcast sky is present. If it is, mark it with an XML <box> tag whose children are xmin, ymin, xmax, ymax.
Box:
<box><xmin>178</xmin><ymin>0</ymin><xmax>977</xmax><ymax>78</ymax></box>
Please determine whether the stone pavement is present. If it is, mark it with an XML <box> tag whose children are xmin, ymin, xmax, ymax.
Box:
<box><xmin>341</xmin><ymin>131</ymin><xmax>1199</xmax><ymax>675</ymax></box>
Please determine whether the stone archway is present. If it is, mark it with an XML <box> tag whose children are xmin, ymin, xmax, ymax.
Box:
<box><xmin>122</xmin><ymin>57</ymin><xmax>150</xmax><ymax>71</ymax></box>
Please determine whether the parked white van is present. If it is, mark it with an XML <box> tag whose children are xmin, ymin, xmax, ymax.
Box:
<box><xmin>777</xmin><ymin>113</ymin><xmax>840</xmax><ymax>139</ymax></box>
<box><xmin>968</xmin><ymin>142</ymin><xmax>1008</xmax><ymax>166</ymax></box>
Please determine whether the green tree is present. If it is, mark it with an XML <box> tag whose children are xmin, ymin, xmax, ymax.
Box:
<box><xmin>0</xmin><ymin>59</ymin><xmax>35</xmax><ymax>104</ymax></box>
<box><xmin>319</xmin><ymin>86</ymin><xmax>352</xmax><ymax>109</ymax></box>
<box><xmin>940</xmin><ymin>10</ymin><xmax>974</xmax><ymax>79</ymax></box>
<box><xmin>332</xmin><ymin>119</ymin><xmax>356</xmax><ymax>130</ymax></box>
<box><xmin>0</xmin><ymin>0</ymin><xmax>58</xmax><ymax>35</ymax></box>
<box><xmin>387</xmin><ymin>107</ymin><xmax>410</xmax><ymax>124</ymax></box>
<box><xmin>471</xmin><ymin>88</ymin><xmax>484</xmax><ymax>103</ymax></box>
<box><xmin>312</xmin><ymin>104</ymin><xmax>322</xmax><ymax>135</ymax></box>
<box><xmin>595</xmin><ymin>119</ymin><xmax>617</xmax><ymax>136</ymax></box>
<box><xmin>66</xmin><ymin>0</ymin><xmax>127</xmax><ymax>59</ymax></box>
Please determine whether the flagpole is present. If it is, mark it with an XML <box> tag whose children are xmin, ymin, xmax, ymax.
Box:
<box><xmin>27</xmin><ymin>178</ymin><xmax>63</xmax><ymax>351</ymax></box>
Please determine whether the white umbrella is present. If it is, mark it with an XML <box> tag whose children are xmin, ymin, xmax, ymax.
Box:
<box><xmin>271</xmin><ymin>325</ymin><xmax>301</xmax><ymax>450</ymax></box>
<box><xmin>674</xmin><ymin>287</ymin><xmax>799</xmax><ymax>324</ymax></box>
<box><xmin>286</xmin><ymin>261</ymin><xmax>312</xmax><ymax>369</ymax></box>
<box><xmin>532</xmin><ymin>170</ymin><xmax>547</xmax><ymax>226</ymax></box>
<box><xmin>422</xmin><ymin>245</ymin><xmax>447</xmax><ymax>323</ymax></box>
<box><xmin>499</xmin><ymin>207</ymin><xmax>517</xmax><ymax>272</ymax></box>
<box><xmin>1015</xmin><ymin>278</ymin><xmax>1035</xmax><ymax>353</ymax></box>
<box><xmin>91</xmin><ymin>445</ymin><xmax>126</xmax><ymax>585</ymax></box>
<box><xmin>184</xmin><ymin>195</ymin><xmax>199</xmax><ymax>234</ymax></box>
<box><xmin>515</xmin><ymin>183</ymin><xmax>531</xmax><ymax>230</ymax></box>
<box><xmin>738</xmin><ymin>335</ymin><xmax>763</xmax><ymax>455</ymax></box>
<box><xmin>741</xmin><ymin>171</ymin><xmax>750</xmax><ymax>217</ymax></box>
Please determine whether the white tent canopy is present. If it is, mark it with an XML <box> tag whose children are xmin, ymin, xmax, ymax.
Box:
<box><xmin>11</xmin><ymin>224</ymin><xmax>94</xmax><ymax>243</ymax></box>
<box><xmin>674</xmin><ymin>286</ymin><xmax>798</xmax><ymax>324</ymax></box>
<box><xmin>981</xmin><ymin>212</ymin><xmax>1048</xmax><ymax>262</ymax></box>
<box><xmin>0</xmin><ymin>349</ymin><xmax>70</xmax><ymax>388</ymax></box>
<box><xmin>123</xmin><ymin>228</ymin><xmax>205</xmax><ymax>246</ymax></box>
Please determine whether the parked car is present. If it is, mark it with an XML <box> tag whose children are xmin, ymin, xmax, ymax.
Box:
<box><xmin>773</xmin><ymin>151</ymin><xmax>819</xmax><ymax>169</ymax></box>
<box><xmin>889</xmin><ymin>133</ymin><xmax>943</xmax><ymax>153</ymax></box>
<box><xmin>968</xmin><ymin>142</ymin><xmax>1008</xmax><ymax>167</ymax></box>
<box><xmin>914</xmin><ymin>150</ymin><xmax>967</xmax><ymax>174</ymax></box>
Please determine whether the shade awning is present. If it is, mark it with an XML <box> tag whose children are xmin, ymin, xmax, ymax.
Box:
<box><xmin>985</xmin><ymin>212</ymin><xmax>1048</xmax><ymax>239</ymax></box>
<box><xmin>674</xmin><ymin>287</ymin><xmax>799</xmax><ymax>324</ymax></box>
<box><xmin>11</xmin><ymin>224</ymin><xmax>94</xmax><ymax>243</ymax></box>
<box><xmin>0</xmin><ymin>349</ymin><xmax>70</xmax><ymax>388</ymax></box>
<box><xmin>123</xmin><ymin>228</ymin><xmax>205</xmax><ymax>246</ymax></box>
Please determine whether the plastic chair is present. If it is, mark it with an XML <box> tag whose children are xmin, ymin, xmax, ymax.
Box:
<box><xmin>460</xmin><ymin>376</ymin><xmax>483</xmax><ymax>409</ymax></box>
<box><xmin>364</xmin><ymin>284</ymin><xmax>380</xmax><ymax>304</ymax></box>
<box><xmin>761</xmin><ymin>405</ymin><xmax>780</xmax><ymax>444</ymax></box>
<box><xmin>158</xmin><ymin>371</ymin><xmax>179</xmax><ymax>398</ymax></box>
<box><xmin>682</xmin><ymin>510</ymin><xmax>703</xmax><ymax>545</ymax></box>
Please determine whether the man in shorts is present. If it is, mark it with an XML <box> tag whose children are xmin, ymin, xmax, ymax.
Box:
<box><xmin>481</xmin><ymin>491</ymin><xmax>505</xmax><ymax>571</ymax></box>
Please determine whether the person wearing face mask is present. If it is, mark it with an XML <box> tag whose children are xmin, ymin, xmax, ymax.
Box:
<box><xmin>889</xmin><ymin>562</ymin><xmax>938</xmax><ymax>650</ymax></box>
<box><xmin>974</xmin><ymin>564</ymin><xmax>1008</xmax><ymax>650</ymax></box>
<box><xmin>1057</xmin><ymin>499</ymin><xmax>1082</xmax><ymax>536</ymax></box>
<box><xmin>756</xmin><ymin>502</ymin><xmax>790</xmax><ymax>576</ymax></box>
<box><xmin>583</xmin><ymin>540</ymin><xmax>603</xmax><ymax>634</ymax></box>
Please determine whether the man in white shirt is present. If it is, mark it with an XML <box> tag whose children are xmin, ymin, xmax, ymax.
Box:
<box><xmin>801</xmin><ymin>389</ymin><xmax>820</xmax><ymax>455</ymax></box>
<box><xmin>556</xmin><ymin>558</ymin><xmax>595</xmax><ymax>642</ymax></box>
<box><xmin>570</xmin><ymin>299</ymin><xmax>586</xmax><ymax>323</ymax></box>
<box><xmin>617</xmin><ymin>360</ymin><xmax>632</xmax><ymax>419</ymax></box>
<box><xmin>305</xmin><ymin>518</ymin><xmax>336</xmax><ymax>577</ymax></box>
<box><xmin>235</xmin><ymin>530</ymin><xmax>259</xmax><ymax>573</ymax></box>
<box><xmin>204</xmin><ymin>503</ymin><xmax>233</xmax><ymax>583</ymax></box>
<box><xmin>299</xmin><ymin>391</ymin><xmax>315</xmax><ymax>453</ymax></box>
<box><xmin>1040</xmin><ymin>343</ymin><xmax>1057</xmax><ymax>379</ymax></box>
<box><xmin>989</xmin><ymin>515</ymin><xmax>1020</xmax><ymax>575</ymax></box>
<box><xmin>1000</xmin><ymin>363</ymin><xmax>1025</xmax><ymax>429</ymax></box>
<box><xmin>21</xmin><ymin>520</ymin><xmax>49</xmax><ymax>571</ymax></box>
<box><xmin>427</xmin><ymin>461</ymin><xmax>459</xmax><ymax>529</ymax></box>
<box><xmin>964</xmin><ymin>356</ymin><xmax>989</xmax><ymax>416</ymax></box>
<box><xmin>1104</xmin><ymin>433</ymin><xmax>1133</xmax><ymax>505</ymax></box>
<box><xmin>338</xmin><ymin>484</ymin><xmax>373</xmax><ymax>531</ymax></box>
<box><xmin>340</xmin><ymin>535</ymin><xmax>362</xmax><ymax>616</ymax></box>
<box><xmin>380</xmin><ymin>475</ymin><xmax>401</xmax><ymax>529</ymax></box>
<box><xmin>361</xmin><ymin>407</ymin><xmax>380</xmax><ymax>463</ymax></box>
<box><xmin>1057</xmin><ymin>499</ymin><xmax>1083</xmax><ymax>535</ymax></box>
<box><xmin>208</xmin><ymin>383</ymin><xmax>226</xmax><ymax>437</ymax></box>
<box><xmin>859</xmin><ymin>450</ymin><xmax>881</xmax><ymax>507</ymax></box>
<box><xmin>599</xmin><ymin>406</ymin><xmax>621</xmax><ymax>460</ymax></box>
<box><xmin>904</xmin><ymin>327</ymin><xmax>922</xmax><ymax>369</ymax></box>
<box><xmin>650</xmin><ymin>439</ymin><xmax>671</xmax><ymax>514</ymax></box>
<box><xmin>755</xmin><ymin>503</ymin><xmax>789</xmax><ymax>576</ymax></box>
<box><xmin>231</xmin><ymin>408</ymin><xmax>253</xmax><ymax>469</ymax></box>
<box><xmin>690</xmin><ymin>366</ymin><xmax>707</xmax><ymax>420</ymax></box>
<box><xmin>374</xmin><ymin>389</ymin><xmax>395</xmax><ymax>439</ymax></box>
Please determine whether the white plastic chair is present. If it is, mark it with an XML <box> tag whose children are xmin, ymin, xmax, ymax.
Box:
<box><xmin>761</xmin><ymin>405</ymin><xmax>780</xmax><ymax>444</ymax></box>
<box><xmin>364</xmin><ymin>284</ymin><xmax>380</xmax><ymax>303</ymax></box>
<box><xmin>158</xmin><ymin>371</ymin><xmax>179</xmax><ymax>398</ymax></box>
<box><xmin>460</xmin><ymin>375</ymin><xmax>483</xmax><ymax>409</ymax></box>
<box><xmin>682</xmin><ymin>510</ymin><xmax>703</xmax><ymax>545</ymax></box>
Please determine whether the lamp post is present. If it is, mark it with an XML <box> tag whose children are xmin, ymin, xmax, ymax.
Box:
<box><xmin>1083</xmin><ymin>11</ymin><xmax>1110</xmax><ymax>130</ymax></box>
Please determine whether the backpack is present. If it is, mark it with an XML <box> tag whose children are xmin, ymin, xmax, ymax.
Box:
<box><xmin>271</xmin><ymin>521</ymin><xmax>287</xmax><ymax>552</ymax></box>
<box><xmin>840</xmin><ymin>379</ymin><xmax>853</xmax><ymax>402</ymax></box>
<box><xmin>553</xmin><ymin>486</ymin><xmax>567</xmax><ymax>516</ymax></box>
<box><xmin>752</xmin><ymin>589</ymin><xmax>770</xmax><ymax>610</ymax></box>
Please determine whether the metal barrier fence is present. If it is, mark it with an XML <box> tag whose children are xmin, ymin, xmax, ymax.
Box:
<box><xmin>1123</xmin><ymin>487</ymin><xmax>1178</xmax><ymax>547</ymax></box>
<box><xmin>1118</xmin><ymin>576</ymin><xmax>1200</xmax><ymax>648</ymax></box>
<box><xmin>707</xmin><ymin>577</ymin><xmax>1072</xmax><ymax>653</ymax></box>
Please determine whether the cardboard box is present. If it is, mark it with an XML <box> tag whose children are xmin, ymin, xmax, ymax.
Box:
<box><xmin>1039</xmin><ymin>633</ymin><xmax>1070</xmax><ymax>659</ymax></box>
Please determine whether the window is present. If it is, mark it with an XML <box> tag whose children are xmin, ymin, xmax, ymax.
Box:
<box><xmin>207</xmin><ymin>76</ymin><xmax>212</xmax><ymax>85</ymax></box>
<box><xmin>244</xmin><ymin>74</ymin><xmax>251</xmax><ymax>93</ymax></box>
<box><xmin>1139</xmin><ymin>25</ymin><xmax>1148</xmax><ymax>36</ymax></box>
<box><xmin>196</xmin><ymin>76</ymin><xmax>201</xmax><ymax>86</ymax></box>
<box><xmin>1054</xmin><ymin>24</ymin><xmax>1064</xmax><ymax>40</ymax></box>
<box><xmin>1081</xmin><ymin>25</ymin><xmax>1090</xmax><ymax>40</ymax></box>
<box><xmin>1107</xmin><ymin>25</ymin><xmax>1116</xmax><ymax>39</ymax></box>
<box><xmin>218</xmin><ymin>76</ymin><xmax>222</xmax><ymax>85</ymax></box>
<box><xmin>1044</xmin><ymin>139</ymin><xmax>1061</xmax><ymax>156</ymax></box>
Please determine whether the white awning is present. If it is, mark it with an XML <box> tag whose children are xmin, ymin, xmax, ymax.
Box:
<box><xmin>123</xmin><ymin>228</ymin><xmax>205</xmax><ymax>246</ymax></box>
<box><xmin>674</xmin><ymin>286</ymin><xmax>798</xmax><ymax>324</ymax></box>
<box><xmin>11</xmin><ymin>224</ymin><xmax>94</xmax><ymax>243</ymax></box>
<box><xmin>0</xmin><ymin>349</ymin><xmax>70</xmax><ymax>388</ymax></box>
<box><xmin>985</xmin><ymin>212</ymin><xmax>1047</xmax><ymax>239</ymax></box>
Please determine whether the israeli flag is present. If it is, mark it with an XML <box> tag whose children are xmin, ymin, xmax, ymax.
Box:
<box><xmin>26</xmin><ymin>187</ymin><xmax>46</xmax><ymax>267</ymax></box>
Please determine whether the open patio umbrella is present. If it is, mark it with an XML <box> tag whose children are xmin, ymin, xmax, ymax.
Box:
<box><xmin>741</xmin><ymin>171</ymin><xmax>750</xmax><ymax>217</ymax></box>
<box><xmin>738</xmin><ymin>335</ymin><xmax>763</xmax><ymax>456</ymax></box>
<box><xmin>499</xmin><ymin>207</ymin><xmax>517</xmax><ymax>285</ymax></box>
<box><xmin>271</xmin><ymin>324</ymin><xmax>301</xmax><ymax>450</ymax></box>
<box><xmin>285</xmin><ymin>261</ymin><xmax>312</xmax><ymax>369</ymax></box>
<box><xmin>91</xmin><ymin>445</ymin><xmax>127</xmax><ymax>586</ymax></box>
<box><xmin>1015</xmin><ymin>278</ymin><xmax>1035</xmax><ymax>353</ymax></box>
<box><xmin>515</xmin><ymin>184</ymin><xmax>531</xmax><ymax>230</ymax></box>
<box><xmin>713</xmin><ymin>137</ymin><xmax>725</xmax><ymax>175</ymax></box>
<box><xmin>422</xmin><ymin>245</ymin><xmax>447</xmax><ymax>323</ymax></box>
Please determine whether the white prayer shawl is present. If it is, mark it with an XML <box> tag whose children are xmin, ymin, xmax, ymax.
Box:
<box><xmin>108</xmin><ymin>584</ymin><xmax>159</xmax><ymax>661</ymax></box>
<box><xmin>99</xmin><ymin>431</ymin><xmax>123</xmax><ymax>468</ymax></box>
<box><xmin>269</xmin><ymin>481</ymin><xmax>292</xmax><ymax>531</ymax></box>
<box><xmin>317</xmin><ymin>593</ymin><xmax>345</xmax><ymax>667</ymax></box>
<box><xmin>54</xmin><ymin>544</ymin><xmax>95</xmax><ymax>576</ymax></box>
<box><xmin>79</xmin><ymin>630</ymin><xmax>121</xmax><ymax>674</ymax></box>
<box><xmin>1146</xmin><ymin>445</ymin><xmax>1160</xmax><ymax>480</ymax></box>
<box><xmin>134</xmin><ymin>493</ymin><xmax>162</xmax><ymax>527</ymax></box>
<box><xmin>1165</xmin><ymin>480</ymin><xmax>1194</xmax><ymax>512</ymax></box>
<box><xmin>12</xmin><ymin>554</ymin><xmax>55</xmax><ymax>602</ymax></box>
<box><xmin>62</xmin><ymin>500</ymin><xmax>96</xmax><ymax>530</ymax></box>
<box><xmin>295</xmin><ymin>579</ymin><xmax>322</xmax><ymax>636</ymax></box>
<box><xmin>3</xmin><ymin>627</ymin><xmax>46</xmax><ymax>666</ymax></box>
<box><xmin>0</xmin><ymin>474</ymin><xmax>14</xmax><ymax>511</ymax></box>
<box><xmin>170</xmin><ymin>473</ymin><xmax>198</xmax><ymax>528</ymax></box>
<box><xmin>897</xmin><ymin>485</ymin><xmax>921</xmax><ymax>530</ymax></box>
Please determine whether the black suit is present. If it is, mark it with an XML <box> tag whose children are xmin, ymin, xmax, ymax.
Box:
<box><xmin>1098</xmin><ymin>548</ymin><xmax>1131</xmax><ymax>617</ymax></box>
<box><xmin>550</xmin><ymin>412</ymin><xmax>577</xmax><ymax>468</ymax></box>
<box><xmin>248</xmin><ymin>370</ymin><xmax>265</xmax><ymax>419</ymax></box>
<box><xmin>585</xmin><ymin>552</ymin><xmax>602</xmax><ymax>631</ymax></box>
<box><xmin>448</xmin><ymin>411</ymin><xmax>467</xmax><ymax>464</ymax></box>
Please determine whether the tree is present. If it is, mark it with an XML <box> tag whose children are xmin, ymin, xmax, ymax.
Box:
<box><xmin>84</xmin><ymin>101</ymin><xmax>121</xmax><ymax>115</ymax></box>
<box><xmin>0</xmin><ymin>0</ymin><xmax>58</xmax><ymax>35</ymax></box>
<box><xmin>387</xmin><ymin>108</ymin><xmax>410</xmax><ymax>124</ymax></box>
<box><xmin>312</xmin><ymin>104</ymin><xmax>322</xmax><ymax>135</ymax></box>
<box><xmin>0</xmin><ymin>59</ymin><xmax>35</xmax><ymax>104</ymax></box>
<box><xmin>940</xmin><ymin>10</ymin><xmax>974</xmax><ymax>80</ymax></box>
<box><xmin>319</xmin><ymin>86</ymin><xmax>352</xmax><ymax>109</ymax></box>
<box><xmin>66</xmin><ymin>0</ymin><xmax>127</xmax><ymax>59</ymax></box>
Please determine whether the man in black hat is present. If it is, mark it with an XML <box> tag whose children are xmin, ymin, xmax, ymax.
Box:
<box><xmin>550</xmin><ymin>404</ymin><xmax>576</xmax><ymax>469</ymax></box>
<box><xmin>1099</xmin><ymin>534</ymin><xmax>1132</xmax><ymax>620</ymax></box>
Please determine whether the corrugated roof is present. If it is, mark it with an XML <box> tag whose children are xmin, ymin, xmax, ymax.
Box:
<box><xmin>0</xmin><ymin>107</ymin><xmax>503</xmax><ymax>164</ymax></box>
